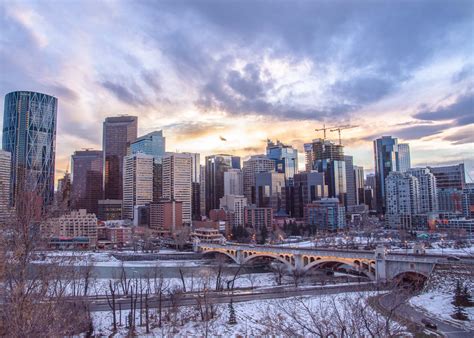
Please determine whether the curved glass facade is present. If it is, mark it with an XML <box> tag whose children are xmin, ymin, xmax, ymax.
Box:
<box><xmin>2</xmin><ymin>91</ymin><xmax>57</xmax><ymax>208</ymax></box>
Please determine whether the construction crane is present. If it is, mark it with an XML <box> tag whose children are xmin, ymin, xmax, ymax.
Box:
<box><xmin>315</xmin><ymin>124</ymin><xmax>330</xmax><ymax>140</ymax></box>
<box><xmin>329</xmin><ymin>125</ymin><xmax>358</xmax><ymax>145</ymax></box>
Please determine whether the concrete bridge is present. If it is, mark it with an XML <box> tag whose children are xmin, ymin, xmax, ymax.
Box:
<box><xmin>195</xmin><ymin>242</ymin><xmax>465</xmax><ymax>282</ymax></box>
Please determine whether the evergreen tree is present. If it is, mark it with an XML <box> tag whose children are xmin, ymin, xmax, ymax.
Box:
<box><xmin>228</xmin><ymin>299</ymin><xmax>237</xmax><ymax>325</ymax></box>
<box><xmin>452</xmin><ymin>303</ymin><xmax>469</xmax><ymax>321</ymax></box>
<box><xmin>452</xmin><ymin>280</ymin><xmax>463</xmax><ymax>307</ymax></box>
<box><xmin>462</xmin><ymin>285</ymin><xmax>473</xmax><ymax>307</ymax></box>
<box><xmin>451</xmin><ymin>280</ymin><xmax>469</xmax><ymax>321</ymax></box>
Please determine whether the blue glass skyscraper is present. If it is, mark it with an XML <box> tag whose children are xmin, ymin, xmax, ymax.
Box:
<box><xmin>266</xmin><ymin>139</ymin><xmax>298</xmax><ymax>180</ymax></box>
<box><xmin>307</xmin><ymin>138</ymin><xmax>346</xmax><ymax>206</ymax></box>
<box><xmin>2</xmin><ymin>91</ymin><xmax>57</xmax><ymax>208</ymax></box>
<box><xmin>131</xmin><ymin>130</ymin><xmax>166</xmax><ymax>163</ymax></box>
<box><xmin>373</xmin><ymin>136</ymin><xmax>399</xmax><ymax>213</ymax></box>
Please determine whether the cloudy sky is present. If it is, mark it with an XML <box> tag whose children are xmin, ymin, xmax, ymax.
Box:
<box><xmin>1</xmin><ymin>0</ymin><xmax>473</xmax><ymax>181</ymax></box>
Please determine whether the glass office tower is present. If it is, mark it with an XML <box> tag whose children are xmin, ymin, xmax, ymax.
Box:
<box><xmin>307</xmin><ymin>138</ymin><xmax>347</xmax><ymax>206</ymax></box>
<box><xmin>71</xmin><ymin>150</ymin><xmax>103</xmax><ymax>215</ymax></box>
<box><xmin>131</xmin><ymin>130</ymin><xmax>166</xmax><ymax>163</ymax></box>
<box><xmin>398</xmin><ymin>143</ymin><xmax>411</xmax><ymax>173</ymax></box>
<box><xmin>103</xmin><ymin>116</ymin><xmax>138</xmax><ymax>200</ymax></box>
<box><xmin>266</xmin><ymin>139</ymin><xmax>298</xmax><ymax>180</ymax></box>
<box><xmin>2</xmin><ymin>91</ymin><xmax>57</xmax><ymax>208</ymax></box>
<box><xmin>205</xmin><ymin>154</ymin><xmax>240</xmax><ymax>214</ymax></box>
<box><xmin>373</xmin><ymin>136</ymin><xmax>399</xmax><ymax>214</ymax></box>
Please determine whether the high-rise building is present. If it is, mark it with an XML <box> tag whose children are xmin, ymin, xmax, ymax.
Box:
<box><xmin>292</xmin><ymin>172</ymin><xmax>326</xmax><ymax>218</ymax></box>
<box><xmin>0</xmin><ymin>150</ymin><xmax>11</xmax><ymax>221</ymax></box>
<box><xmin>224</xmin><ymin>168</ymin><xmax>243</xmax><ymax>196</ymax></box>
<box><xmin>183</xmin><ymin>153</ymin><xmax>201</xmax><ymax>220</ymax></box>
<box><xmin>200</xmin><ymin>165</ymin><xmax>206</xmax><ymax>217</ymax></box>
<box><xmin>205</xmin><ymin>154</ymin><xmax>240</xmax><ymax>214</ymax></box>
<box><xmin>244</xmin><ymin>205</ymin><xmax>273</xmax><ymax>230</ymax></box>
<box><xmin>130</xmin><ymin>130</ymin><xmax>167</xmax><ymax>202</ymax></box>
<box><xmin>428</xmin><ymin>164</ymin><xmax>466</xmax><ymax>213</ymax></box>
<box><xmin>398</xmin><ymin>143</ymin><xmax>411</xmax><ymax>173</ymax></box>
<box><xmin>428</xmin><ymin>164</ymin><xmax>466</xmax><ymax>190</ymax></box>
<box><xmin>266</xmin><ymin>139</ymin><xmax>298</xmax><ymax>180</ymax></box>
<box><xmin>304</xmin><ymin>143</ymin><xmax>314</xmax><ymax>172</ymax></box>
<box><xmin>255</xmin><ymin>172</ymin><xmax>286</xmax><ymax>212</ymax></box>
<box><xmin>162</xmin><ymin>153</ymin><xmax>192</xmax><ymax>224</ymax></box>
<box><xmin>97</xmin><ymin>199</ymin><xmax>122</xmax><ymax>221</ymax></box>
<box><xmin>242</xmin><ymin>155</ymin><xmax>275</xmax><ymax>205</ymax></box>
<box><xmin>219</xmin><ymin>195</ymin><xmax>247</xmax><ymax>227</ymax></box>
<box><xmin>55</xmin><ymin>171</ymin><xmax>71</xmax><ymax>210</ymax></box>
<box><xmin>131</xmin><ymin>130</ymin><xmax>165</xmax><ymax>162</ymax></box>
<box><xmin>385</xmin><ymin>171</ymin><xmax>420</xmax><ymax>229</ymax></box>
<box><xmin>373</xmin><ymin>136</ymin><xmax>399</xmax><ymax>213</ymax></box>
<box><xmin>354</xmin><ymin>166</ymin><xmax>365</xmax><ymax>205</ymax></box>
<box><xmin>103</xmin><ymin>116</ymin><xmax>138</xmax><ymax>200</ymax></box>
<box><xmin>71</xmin><ymin>150</ymin><xmax>103</xmax><ymax>215</ymax></box>
<box><xmin>366</xmin><ymin>173</ymin><xmax>376</xmax><ymax>190</ymax></box>
<box><xmin>305</xmin><ymin>198</ymin><xmax>346</xmax><ymax>231</ymax></box>
<box><xmin>2</xmin><ymin>91</ymin><xmax>57</xmax><ymax>208</ymax></box>
<box><xmin>407</xmin><ymin>168</ymin><xmax>438</xmax><ymax>213</ymax></box>
<box><xmin>307</xmin><ymin>138</ymin><xmax>346</xmax><ymax>205</ymax></box>
<box><xmin>122</xmin><ymin>153</ymin><xmax>154</xmax><ymax>220</ymax></box>
<box><xmin>133</xmin><ymin>205</ymin><xmax>150</xmax><ymax>227</ymax></box>
<box><xmin>438</xmin><ymin>189</ymin><xmax>464</xmax><ymax>214</ymax></box>
<box><xmin>149</xmin><ymin>199</ymin><xmax>183</xmax><ymax>234</ymax></box>
<box><xmin>462</xmin><ymin>183</ymin><xmax>474</xmax><ymax>219</ymax></box>
<box><xmin>344</xmin><ymin>155</ymin><xmax>356</xmax><ymax>206</ymax></box>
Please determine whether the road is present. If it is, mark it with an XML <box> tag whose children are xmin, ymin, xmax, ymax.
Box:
<box><xmin>377</xmin><ymin>292</ymin><xmax>473</xmax><ymax>338</ymax></box>
<box><xmin>87</xmin><ymin>282</ymin><xmax>380</xmax><ymax>312</ymax></box>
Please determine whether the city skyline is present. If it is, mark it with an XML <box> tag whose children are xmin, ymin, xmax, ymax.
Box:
<box><xmin>0</xmin><ymin>0</ymin><xmax>473</xmax><ymax>182</ymax></box>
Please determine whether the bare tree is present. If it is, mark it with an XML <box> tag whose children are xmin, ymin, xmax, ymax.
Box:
<box><xmin>0</xmin><ymin>191</ymin><xmax>92</xmax><ymax>336</ymax></box>
<box><xmin>270</xmin><ymin>262</ymin><xmax>286</xmax><ymax>286</ymax></box>
<box><xmin>105</xmin><ymin>280</ymin><xmax>118</xmax><ymax>332</ymax></box>
<box><xmin>258</xmin><ymin>292</ymin><xmax>407</xmax><ymax>337</ymax></box>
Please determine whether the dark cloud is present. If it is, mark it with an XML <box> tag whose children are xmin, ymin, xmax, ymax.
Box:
<box><xmin>452</xmin><ymin>64</ymin><xmax>474</xmax><ymax>84</ymax></box>
<box><xmin>141</xmin><ymin>70</ymin><xmax>162</xmax><ymax>92</ymax></box>
<box><xmin>48</xmin><ymin>84</ymin><xmax>79</xmax><ymax>101</ymax></box>
<box><xmin>331</xmin><ymin>76</ymin><xmax>396</xmax><ymax>105</ymax></box>
<box><xmin>195</xmin><ymin>61</ymin><xmax>348</xmax><ymax>121</ymax></box>
<box><xmin>395</xmin><ymin>124</ymin><xmax>451</xmax><ymax>140</ymax></box>
<box><xmin>413</xmin><ymin>93</ymin><xmax>474</xmax><ymax>126</ymax></box>
<box><xmin>443</xmin><ymin>129</ymin><xmax>474</xmax><ymax>145</ymax></box>
<box><xmin>101</xmin><ymin>80</ymin><xmax>150</xmax><ymax>106</ymax></box>
<box><xmin>138</xmin><ymin>0</ymin><xmax>473</xmax><ymax>118</ymax></box>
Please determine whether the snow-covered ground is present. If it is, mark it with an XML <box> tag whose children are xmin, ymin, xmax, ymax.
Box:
<box><xmin>72</xmin><ymin>272</ymin><xmax>279</xmax><ymax>296</ymax></box>
<box><xmin>92</xmin><ymin>291</ymin><xmax>407</xmax><ymax>337</ymax></box>
<box><xmin>410</xmin><ymin>292</ymin><xmax>474</xmax><ymax>330</ymax></box>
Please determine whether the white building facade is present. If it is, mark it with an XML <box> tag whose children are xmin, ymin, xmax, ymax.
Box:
<box><xmin>162</xmin><ymin>153</ymin><xmax>193</xmax><ymax>224</ymax></box>
<box><xmin>122</xmin><ymin>153</ymin><xmax>154</xmax><ymax>220</ymax></box>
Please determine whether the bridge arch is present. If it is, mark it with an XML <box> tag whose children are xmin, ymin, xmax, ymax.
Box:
<box><xmin>242</xmin><ymin>252</ymin><xmax>294</xmax><ymax>270</ymax></box>
<box><xmin>201</xmin><ymin>249</ymin><xmax>239</xmax><ymax>264</ymax></box>
<box><xmin>303</xmin><ymin>258</ymin><xmax>375</xmax><ymax>280</ymax></box>
<box><xmin>392</xmin><ymin>270</ymin><xmax>428</xmax><ymax>286</ymax></box>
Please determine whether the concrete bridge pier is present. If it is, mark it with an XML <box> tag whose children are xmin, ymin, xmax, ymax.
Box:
<box><xmin>375</xmin><ymin>246</ymin><xmax>387</xmax><ymax>282</ymax></box>
<box><xmin>294</xmin><ymin>254</ymin><xmax>304</xmax><ymax>273</ymax></box>
<box><xmin>236</xmin><ymin>250</ymin><xmax>244</xmax><ymax>265</ymax></box>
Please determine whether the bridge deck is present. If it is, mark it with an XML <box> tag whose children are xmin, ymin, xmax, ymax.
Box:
<box><xmin>198</xmin><ymin>243</ymin><xmax>473</xmax><ymax>264</ymax></box>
